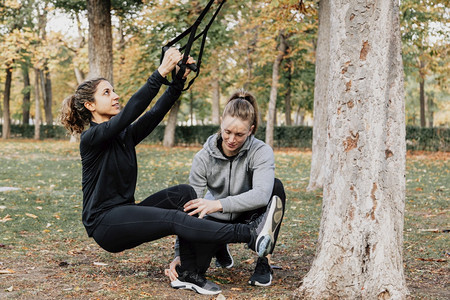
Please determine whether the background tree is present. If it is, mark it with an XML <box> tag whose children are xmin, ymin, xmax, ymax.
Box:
<box><xmin>54</xmin><ymin>0</ymin><xmax>143</xmax><ymax>85</ymax></box>
<box><xmin>307</xmin><ymin>0</ymin><xmax>330</xmax><ymax>191</ymax></box>
<box><xmin>86</xmin><ymin>0</ymin><xmax>113</xmax><ymax>82</ymax></box>
<box><xmin>0</xmin><ymin>1</ymin><xmax>35</xmax><ymax>138</ymax></box>
<box><xmin>400</xmin><ymin>0</ymin><xmax>449</xmax><ymax>127</ymax></box>
<box><xmin>296</xmin><ymin>0</ymin><xmax>408</xmax><ymax>298</ymax></box>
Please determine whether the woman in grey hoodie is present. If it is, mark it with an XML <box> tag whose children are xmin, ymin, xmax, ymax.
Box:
<box><xmin>166</xmin><ymin>89</ymin><xmax>286</xmax><ymax>289</ymax></box>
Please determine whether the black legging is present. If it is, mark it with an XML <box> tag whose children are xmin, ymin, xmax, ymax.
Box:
<box><xmin>179</xmin><ymin>178</ymin><xmax>286</xmax><ymax>274</ymax></box>
<box><xmin>91</xmin><ymin>184</ymin><xmax>251</xmax><ymax>253</ymax></box>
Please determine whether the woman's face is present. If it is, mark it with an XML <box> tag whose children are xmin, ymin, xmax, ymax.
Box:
<box><xmin>85</xmin><ymin>80</ymin><xmax>120</xmax><ymax>123</ymax></box>
<box><xmin>220</xmin><ymin>115</ymin><xmax>253</xmax><ymax>156</ymax></box>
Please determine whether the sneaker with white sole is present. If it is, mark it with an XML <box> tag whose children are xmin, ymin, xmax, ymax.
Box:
<box><xmin>171</xmin><ymin>266</ymin><xmax>221</xmax><ymax>295</ymax></box>
<box><xmin>248</xmin><ymin>256</ymin><xmax>273</xmax><ymax>286</ymax></box>
<box><xmin>248</xmin><ymin>195</ymin><xmax>283</xmax><ymax>257</ymax></box>
<box><xmin>215</xmin><ymin>244</ymin><xmax>234</xmax><ymax>269</ymax></box>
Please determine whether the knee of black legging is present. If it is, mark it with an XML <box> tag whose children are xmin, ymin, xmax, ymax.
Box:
<box><xmin>273</xmin><ymin>178</ymin><xmax>286</xmax><ymax>203</ymax></box>
<box><xmin>178</xmin><ymin>184</ymin><xmax>197</xmax><ymax>200</ymax></box>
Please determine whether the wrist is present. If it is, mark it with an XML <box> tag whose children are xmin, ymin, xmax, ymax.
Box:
<box><xmin>215</xmin><ymin>200</ymin><xmax>223</xmax><ymax>212</ymax></box>
<box><xmin>158</xmin><ymin>66</ymin><xmax>169</xmax><ymax>77</ymax></box>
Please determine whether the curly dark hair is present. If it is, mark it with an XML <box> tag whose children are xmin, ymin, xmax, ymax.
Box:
<box><xmin>59</xmin><ymin>78</ymin><xmax>106</xmax><ymax>134</ymax></box>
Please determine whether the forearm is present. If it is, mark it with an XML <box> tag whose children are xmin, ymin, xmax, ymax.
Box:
<box><xmin>131</xmin><ymin>75</ymin><xmax>185</xmax><ymax>144</ymax></box>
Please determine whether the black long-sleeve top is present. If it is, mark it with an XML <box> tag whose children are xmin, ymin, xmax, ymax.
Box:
<box><xmin>80</xmin><ymin>70</ymin><xmax>184</xmax><ymax>236</ymax></box>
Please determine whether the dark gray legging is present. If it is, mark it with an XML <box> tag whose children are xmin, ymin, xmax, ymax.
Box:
<box><xmin>179</xmin><ymin>178</ymin><xmax>286</xmax><ymax>274</ymax></box>
<box><xmin>91</xmin><ymin>184</ymin><xmax>250</xmax><ymax>253</ymax></box>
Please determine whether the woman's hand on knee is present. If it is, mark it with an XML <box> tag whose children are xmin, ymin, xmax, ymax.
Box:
<box><xmin>184</xmin><ymin>198</ymin><xmax>223</xmax><ymax>219</ymax></box>
<box><xmin>164</xmin><ymin>256</ymin><xmax>181</xmax><ymax>282</ymax></box>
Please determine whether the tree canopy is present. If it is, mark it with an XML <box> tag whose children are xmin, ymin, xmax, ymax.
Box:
<box><xmin>0</xmin><ymin>0</ymin><xmax>447</xmax><ymax>130</ymax></box>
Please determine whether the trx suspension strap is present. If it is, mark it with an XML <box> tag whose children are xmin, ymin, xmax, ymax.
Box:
<box><xmin>160</xmin><ymin>0</ymin><xmax>227</xmax><ymax>91</ymax></box>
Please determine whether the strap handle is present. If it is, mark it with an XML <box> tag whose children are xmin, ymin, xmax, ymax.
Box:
<box><xmin>160</xmin><ymin>0</ymin><xmax>227</xmax><ymax>91</ymax></box>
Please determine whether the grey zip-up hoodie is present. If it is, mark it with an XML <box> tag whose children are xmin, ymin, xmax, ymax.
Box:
<box><xmin>174</xmin><ymin>133</ymin><xmax>276</xmax><ymax>258</ymax></box>
<box><xmin>189</xmin><ymin>133</ymin><xmax>275</xmax><ymax>221</ymax></box>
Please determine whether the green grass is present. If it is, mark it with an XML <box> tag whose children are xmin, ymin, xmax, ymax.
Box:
<box><xmin>0</xmin><ymin>141</ymin><xmax>448</xmax><ymax>299</ymax></box>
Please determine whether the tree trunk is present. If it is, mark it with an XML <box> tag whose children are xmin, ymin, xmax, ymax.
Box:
<box><xmin>21</xmin><ymin>65</ymin><xmax>31</xmax><ymax>125</ymax></box>
<box><xmin>2</xmin><ymin>65</ymin><xmax>13</xmax><ymax>139</ymax></box>
<box><xmin>44</xmin><ymin>66</ymin><xmax>53</xmax><ymax>124</ymax></box>
<box><xmin>265</xmin><ymin>32</ymin><xmax>287</xmax><ymax>147</ymax></box>
<box><xmin>428</xmin><ymin>97</ymin><xmax>434</xmax><ymax>127</ymax></box>
<box><xmin>307</xmin><ymin>0</ymin><xmax>331</xmax><ymax>191</ymax></box>
<box><xmin>74</xmin><ymin>12</ymin><xmax>86</xmax><ymax>84</ymax></box>
<box><xmin>35</xmin><ymin>3</ymin><xmax>52</xmax><ymax>125</ymax></box>
<box><xmin>211</xmin><ymin>73</ymin><xmax>220</xmax><ymax>125</ymax></box>
<box><xmin>189</xmin><ymin>90</ymin><xmax>194</xmax><ymax>125</ymax></box>
<box><xmin>419</xmin><ymin>76</ymin><xmax>426</xmax><ymax>127</ymax></box>
<box><xmin>284</xmin><ymin>59</ymin><xmax>292</xmax><ymax>126</ymax></box>
<box><xmin>74</xmin><ymin>68</ymin><xmax>85</xmax><ymax>84</ymax></box>
<box><xmin>243</xmin><ymin>27</ymin><xmax>257</xmax><ymax>90</ymax></box>
<box><xmin>295</xmin><ymin>107</ymin><xmax>305</xmax><ymax>126</ymax></box>
<box><xmin>34</xmin><ymin>68</ymin><xmax>41</xmax><ymax>140</ymax></box>
<box><xmin>40</xmin><ymin>66</ymin><xmax>53</xmax><ymax>125</ymax></box>
<box><xmin>163</xmin><ymin>100</ymin><xmax>181</xmax><ymax>148</ymax></box>
<box><xmin>295</xmin><ymin>0</ymin><xmax>408</xmax><ymax>299</ymax></box>
<box><xmin>87</xmin><ymin>0</ymin><xmax>113</xmax><ymax>84</ymax></box>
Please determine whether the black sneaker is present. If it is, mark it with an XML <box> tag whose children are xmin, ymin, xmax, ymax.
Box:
<box><xmin>171</xmin><ymin>266</ymin><xmax>222</xmax><ymax>295</ymax></box>
<box><xmin>215</xmin><ymin>244</ymin><xmax>234</xmax><ymax>268</ymax></box>
<box><xmin>248</xmin><ymin>257</ymin><xmax>273</xmax><ymax>287</ymax></box>
<box><xmin>248</xmin><ymin>195</ymin><xmax>283</xmax><ymax>257</ymax></box>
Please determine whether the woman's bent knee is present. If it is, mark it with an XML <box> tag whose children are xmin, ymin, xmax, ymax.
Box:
<box><xmin>177</xmin><ymin>184</ymin><xmax>197</xmax><ymax>199</ymax></box>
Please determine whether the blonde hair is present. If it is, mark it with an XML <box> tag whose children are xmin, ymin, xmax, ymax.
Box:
<box><xmin>222</xmin><ymin>89</ymin><xmax>259</xmax><ymax>134</ymax></box>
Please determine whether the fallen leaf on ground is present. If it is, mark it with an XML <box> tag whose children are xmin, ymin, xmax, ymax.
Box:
<box><xmin>0</xmin><ymin>269</ymin><xmax>15</xmax><ymax>274</ymax></box>
<box><xmin>25</xmin><ymin>213</ymin><xmax>38</xmax><ymax>219</ymax></box>
<box><xmin>0</xmin><ymin>215</ymin><xmax>12</xmax><ymax>222</ymax></box>
<box><xmin>419</xmin><ymin>228</ymin><xmax>440</xmax><ymax>233</ymax></box>
<box><xmin>416</xmin><ymin>258</ymin><xmax>447</xmax><ymax>262</ymax></box>
<box><xmin>242</xmin><ymin>258</ymin><xmax>254</xmax><ymax>264</ymax></box>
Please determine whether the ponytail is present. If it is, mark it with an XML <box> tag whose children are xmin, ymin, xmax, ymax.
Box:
<box><xmin>223</xmin><ymin>89</ymin><xmax>259</xmax><ymax>134</ymax></box>
<box><xmin>59</xmin><ymin>78</ymin><xmax>106</xmax><ymax>135</ymax></box>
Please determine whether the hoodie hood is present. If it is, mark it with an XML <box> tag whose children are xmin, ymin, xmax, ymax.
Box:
<box><xmin>203</xmin><ymin>133</ymin><xmax>255</xmax><ymax>160</ymax></box>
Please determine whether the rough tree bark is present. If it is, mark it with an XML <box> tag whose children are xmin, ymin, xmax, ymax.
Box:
<box><xmin>2</xmin><ymin>65</ymin><xmax>13</xmax><ymax>139</ymax></box>
<box><xmin>87</xmin><ymin>0</ymin><xmax>113</xmax><ymax>83</ymax></box>
<box><xmin>266</xmin><ymin>32</ymin><xmax>287</xmax><ymax>147</ymax></box>
<box><xmin>163</xmin><ymin>100</ymin><xmax>181</xmax><ymax>148</ymax></box>
<box><xmin>295</xmin><ymin>0</ymin><xmax>408</xmax><ymax>299</ymax></box>
<box><xmin>307</xmin><ymin>0</ymin><xmax>331</xmax><ymax>191</ymax></box>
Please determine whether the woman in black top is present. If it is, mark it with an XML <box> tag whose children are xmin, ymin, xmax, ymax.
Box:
<box><xmin>59</xmin><ymin>48</ymin><xmax>283</xmax><ymax>295</ymax></box>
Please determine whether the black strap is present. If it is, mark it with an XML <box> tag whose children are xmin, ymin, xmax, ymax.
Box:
<box><xmin>160</xmin><ymin>0</ymin><xmax>227</xmax><ymax>91</ymax></box>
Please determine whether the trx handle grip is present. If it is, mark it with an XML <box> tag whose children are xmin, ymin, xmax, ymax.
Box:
<box><xmin>178</xmin><ymin>60</ymin><xmax>198</xmax><ymax>72</ymax></box>
<box><xmin>162</xmin><ymin>46</ymin><xmax>198</xmax><ymax>72</ymax></box>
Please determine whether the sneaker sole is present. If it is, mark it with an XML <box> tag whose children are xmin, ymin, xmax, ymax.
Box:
<box><xmin>255</xmin><ymin>196</ymin><xmax>283</xmax><ymax>257</ymax></box>
<box><xmin>171</xmin><ymin>279</ymin><xmax>222</xmax><ymax>295</ymax></box>
<box><xmin>248</xmin><ymin>273</ymin><xmax>273</xmax><ymax>287</ymax></box>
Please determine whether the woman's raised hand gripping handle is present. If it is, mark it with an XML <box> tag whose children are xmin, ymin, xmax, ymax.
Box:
<box><xmin>158</xmin><ymin>48</ymin><xmax>183</xmax><ymax>77</ymax></box>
